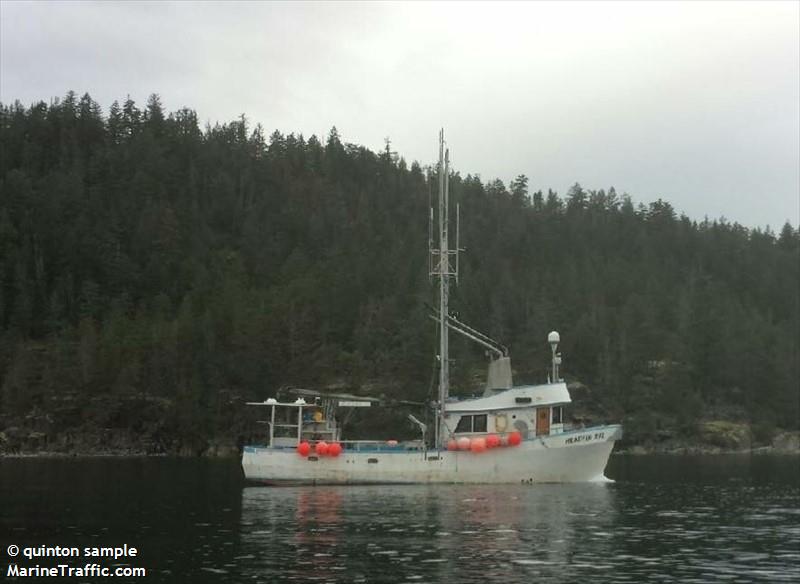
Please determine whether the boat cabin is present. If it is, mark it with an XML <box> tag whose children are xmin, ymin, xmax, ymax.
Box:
<box><xmin>443</xmin><ymin>382</ymin><xmax>571</xmax><ymax>442</ymax></box>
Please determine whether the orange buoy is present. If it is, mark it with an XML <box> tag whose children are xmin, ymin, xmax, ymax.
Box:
<box><xmin>315</xmin><ymin>441</ymin><xmax>329</xmax><ymax>455</ymax></box>
<box><xmin>508</xmin><ymin>431</ymin><xmax>522</xmax><ymax>446</ymax></box>
<box><xmin>328</xmin><ymin>442</ymin><xmax>342</xmax><ymax>457</ymax></box>
<box><xmin>447</xmin><ymin>439</ymin><xmax>458</xmax><ymax>451</ymax></box>
<box><xmin>470</xmin><ymin>437</ymin><xmax>487</xmax><ymax>453</ymax></box>
<box><xmin>457</xmin><ymin>437</ymin><xmax>471</xmax><ymax>451</ymax></box>
<box><xmin>297</xmin><ymin>441</ymin><xmax>311</xmax><ymax>456</ymax></box>
<box><xmin>486</xmin><ymin>434</ymin><xmax>500</xmax><ymax>448</ymax></box>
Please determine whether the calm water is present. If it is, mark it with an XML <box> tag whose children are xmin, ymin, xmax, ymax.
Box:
<box><xmin>1</xmin><ymin>455</ymin><xmax>798</xmax><ymax>583</ymax></box>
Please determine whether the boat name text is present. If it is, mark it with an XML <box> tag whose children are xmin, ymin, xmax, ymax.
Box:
<box><xmin>564</xmin><ymin>432</ymin><xmax>605</xmax><ymax>445</ymax></box>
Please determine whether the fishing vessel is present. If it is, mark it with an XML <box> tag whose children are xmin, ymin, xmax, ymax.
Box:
<box><xmin>242</xmin><ymin>131</ymin><xmax>622</xmax><ymax>484</ymax></box>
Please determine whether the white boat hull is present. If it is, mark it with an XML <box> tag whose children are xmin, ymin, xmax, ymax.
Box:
<box><xmin>242</xmin><ymin>424</ymin><xmax>622</xmax><ymax>485</ymax></box>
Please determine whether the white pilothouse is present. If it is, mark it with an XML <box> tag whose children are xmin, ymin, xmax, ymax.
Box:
<box><xmin>242</xmin><ymin>131</ymin><xmax>622</xmax><ymax>485</ymax></box>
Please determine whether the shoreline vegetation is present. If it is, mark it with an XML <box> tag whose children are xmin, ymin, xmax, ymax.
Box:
<box><xmin>1</xmin><ymin>93</ymin><xmax>798</xmax><ymax>462</ymax></box>
<box><xmin>1</xmin><ymin>426</ymin><xmax>798</xmax><ymax>459</ymax></box>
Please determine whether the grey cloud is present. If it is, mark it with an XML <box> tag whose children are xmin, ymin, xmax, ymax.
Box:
<box><xmin>1</xmin><ymin>0</ymin><xmax>797</xmax><ymax>228</ymax></box>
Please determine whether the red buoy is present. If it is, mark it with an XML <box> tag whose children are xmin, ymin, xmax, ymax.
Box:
<box><xmin>485</xmin><ymin>434</ymin><xmax>500</xmax><ymax>448</ymax></box>
<box><xmin>470</xmin><ymin>437</ymin><xmax>487</xmax><ymax>453</ymax></box>
<box><xmin>508</xmin><ymin>431</ymin><xmax>522</xmax><ymax>446</ymax></box>
<box><xmin>315</xmin><ymin>441</ymin><xmax>329</xmax><ymax>455</ymax></box>
<box><xmin>297</xmin><ymin>441</ymin><xmax>311</xmax><ymax>456</ymax></box>
<box><xmin>328</xmin><ymin>442</ymin><xmax>342</xmax><ymax>457</ymax></box>
<box><xmin>447</xmin><ymin>439</ymin><xmax>458</xmax><ymax>451</ymax></box>
<box><xmin>457</xmin><ymin>437</ymin><xmax>471</xmax><ymax>451</ymax></box>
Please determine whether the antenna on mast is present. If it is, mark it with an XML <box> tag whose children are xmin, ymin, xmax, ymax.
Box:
<box><xmin>429</xmin><ymin>129</ymin><xmax>460</xmax><ymax>449</ymax></box>
<box><xmin>428</xmin><ymin>175</ymin><xmax>434</xmax><ymax>283</ymax></box>
<box><xmin>456</xmin><ymin>202</ymin><xmax>460</xmax><ymax>285</ymax></box>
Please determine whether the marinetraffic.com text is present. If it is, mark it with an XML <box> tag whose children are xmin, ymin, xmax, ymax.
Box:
<box><xmin>6</xmin><ymin>544</ymin><xmax>146</xmax><ymax>578</ymax></box>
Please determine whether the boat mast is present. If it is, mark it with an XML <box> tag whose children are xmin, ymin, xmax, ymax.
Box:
<box><xmin>431</xmin><ymin>129</ymin><xmax>457</xmax><ymax>449</ymax></box>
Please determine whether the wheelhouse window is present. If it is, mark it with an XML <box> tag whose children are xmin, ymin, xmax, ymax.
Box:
<box><xmin>454</xmin><ymin>414</ymin><xmax>488</xmax><ymax>433</ymax></box>
<box><xmin>552</xmin><ymin>406</ymin><xmax>563</xmax><ymax>424</ymax></box>
<box><xmin>473</xmin><ymin>414</ymin><xmax>487</xmax><ymax>432</ymax></box>
<box><xmin>455</xmin><ymin>416</ymin><xmax>472</xmax><ymax>433</ymax></box>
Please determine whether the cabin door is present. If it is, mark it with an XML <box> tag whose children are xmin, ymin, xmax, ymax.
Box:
<box><xmin>536</xmin><ymin>408</ymin><xmax>551</xmax><ymax>436</ymax></box>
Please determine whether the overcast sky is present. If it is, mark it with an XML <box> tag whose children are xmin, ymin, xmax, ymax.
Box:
<box><xmin>2</xmin><ymin>1</ymin><xmax>798</xmax><ymax>228</ymax></box>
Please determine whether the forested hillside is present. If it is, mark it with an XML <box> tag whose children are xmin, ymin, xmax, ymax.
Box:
<box><xmin>1</xmin><ymin>92</ymin><xmax>797</xmax><ymax>455</ymax></box>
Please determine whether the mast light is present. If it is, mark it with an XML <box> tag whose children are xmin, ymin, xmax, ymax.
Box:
<box><xmin>548</xmin><ymin>331</ymin><xmax>561</xmax><ymax>383</ymax></box>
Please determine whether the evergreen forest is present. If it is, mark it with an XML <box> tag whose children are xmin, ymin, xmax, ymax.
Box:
<box><xmin>0</xmin><ymin>92</ymin><xmax>797</xmax><ymax>455</ymax></box>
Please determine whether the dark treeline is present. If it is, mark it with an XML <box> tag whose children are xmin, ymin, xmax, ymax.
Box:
<box><xmin>0</xmin><ymin>92</ymin><xmax>797</xmax><ymax>454</ymax></box>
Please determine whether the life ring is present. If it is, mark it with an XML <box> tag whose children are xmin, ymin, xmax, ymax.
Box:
<box><xmin>495</xmin><ymin>413</ymin><xmax>508</xmax><ymax>432</ymax></box>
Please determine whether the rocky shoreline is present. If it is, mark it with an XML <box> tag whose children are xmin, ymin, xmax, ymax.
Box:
<box><xmin>614</xmin><ymin>425</ymin><xmax>800</xmax><ymax>456</ymax></box>
<box><xmin>0</xmin><ymin>426</ymin><xmax>243</xmax><ymax>458</ymax></box>
<box><xmin>2</xmin><ymin>429</ymin><xmax>797</xmax><ymax>459</ymax></box>
<box><xmin>613</xmin><ymin>443</ymin><xmax>800</xmax><ymax>456</ymax></box>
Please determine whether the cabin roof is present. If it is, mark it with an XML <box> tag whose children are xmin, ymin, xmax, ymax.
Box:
<box><xmin>444</xmin><ymin>382</ymin><xmax>571</xmax><ymax>413</ymax></box>
<box><xmin>286</xmin><ymin>387</ymin><xmax>381</xmax><ymax>403</ymax></box>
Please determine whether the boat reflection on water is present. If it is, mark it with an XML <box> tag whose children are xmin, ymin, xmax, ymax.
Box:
<box><xmin>293</xmin><ymin>490</ymin><xmax>344</xmax><ymax>579</ymax></box>
<box><xmin>238</xmin><ymin>482</ymin><xmax>617</xmax><ymax>583</ymax></box>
